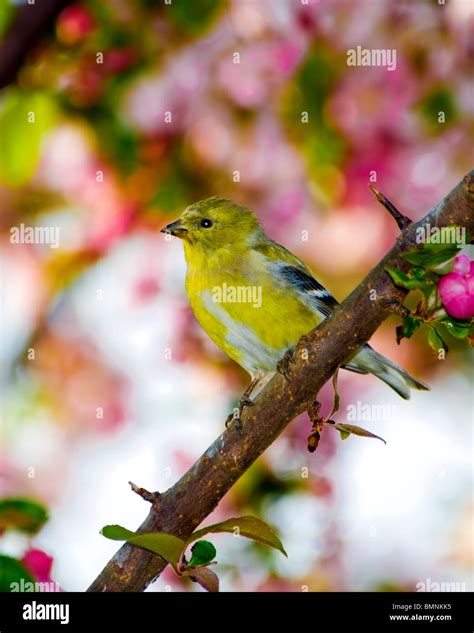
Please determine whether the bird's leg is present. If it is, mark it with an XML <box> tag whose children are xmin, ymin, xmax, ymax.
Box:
<box><xmin>239</xmin><ymin>377</ymin><xmax>259</xmax><ymax>408</ymax></box>
<box><xmin>225</xmin><ymin>377</ymin><xmax>259</xmax><ymax>431</ymax></box>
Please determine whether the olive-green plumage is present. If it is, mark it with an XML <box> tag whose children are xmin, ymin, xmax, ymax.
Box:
<box><xmin>162</xmin><ymin>198</ymin><xmax>428</xmax><ymax>400</ymax></box>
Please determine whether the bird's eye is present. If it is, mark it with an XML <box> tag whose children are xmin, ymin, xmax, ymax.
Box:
<box><xmin>200</xmin><ymin>219</ymin><xmax>213</xmax><ymax>228</ymax></box>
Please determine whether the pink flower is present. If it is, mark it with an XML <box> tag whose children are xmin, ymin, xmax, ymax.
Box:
<box><xmin>21</xmin><ymin>549</ymin><xmax>54</xmax><ymax>583</ymax></box>
<box><xmin>104</xmin><ymin>47</ymin><xmax>138</xmax><ymax>74</ymax></box>
<box><xmin>439</xmin><ymin>255</ymin><xmax>474</xmax><ymax>320</ymax></box>
<box><xmin>56</xmin><ymin>5</ymin><xmax>95</xmax><ymax>46</ymax></box>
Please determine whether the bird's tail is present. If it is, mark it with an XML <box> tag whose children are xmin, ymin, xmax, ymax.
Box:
<box><xmin>345</xmin><ymin>345</ymin><xmax>430</xmax><ymax>400</ymax></box>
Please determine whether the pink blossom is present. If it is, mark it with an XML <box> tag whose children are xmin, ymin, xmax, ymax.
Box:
<box><xmin>21</xmin><ymin>549</ymin><xmax>54</xmax><ymax>583</ymax></box>
<box><xmin>56</xmin><ymin>5</ymin><xmax>95</xmax><ymax>46</ymax></box>
<box><xmin>439</xmin><ymin>255</ymin><xmax>474</xmax><ymax>320</ymax></box>
<box><xmin>104</xmin><ymin>47</ymin><xmax>137</xmax><ymax>74</ymax></box>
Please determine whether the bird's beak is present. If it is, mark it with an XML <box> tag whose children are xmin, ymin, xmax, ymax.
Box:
<box><xmin>160</xmin><ymin>219</ymin><xmax>188</xmax><ymax>238</ymax></box>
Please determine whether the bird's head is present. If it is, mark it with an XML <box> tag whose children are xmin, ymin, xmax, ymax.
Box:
<box><xmin>160</xmin><ymin>198</ymin><xmax>263</xmax><ymax>251</ymax></box>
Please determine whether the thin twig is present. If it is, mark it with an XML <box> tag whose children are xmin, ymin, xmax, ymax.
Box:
<box><xmin>129</xmin><ymin>481</ymin><xmax>160</xmax><ymax>504</ymax></box>
<box><xmin>379</xmin><ymin>297</ymin><xmax>411</xmax><ymax>317</ymax></box>
<box><xmin>369</xmin><ymin>185</ymin><xmax>412</xmax><ymax>230</ymax></box>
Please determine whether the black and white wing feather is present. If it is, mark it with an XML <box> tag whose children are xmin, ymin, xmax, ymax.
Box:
<box><xmin>278</xmin><ymin>264</ymin><xmax>339</xmax><ymax>319</ymax></box>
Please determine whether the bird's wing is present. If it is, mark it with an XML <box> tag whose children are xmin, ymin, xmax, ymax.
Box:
<box><xmin>254</xmin><ymin>240</ymin><xmax>339</xmax><ymax>319</ymax></box>
<box><xmin>254</xmin><ymin>240</ymin><xmax>369</xmax><ymax>375</ymax></box>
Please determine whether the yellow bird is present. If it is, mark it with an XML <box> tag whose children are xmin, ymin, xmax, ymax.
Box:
<box><xmin>161</xmin><ymin>198</ymin><xmax>428</xmax><ymax>409</ymax></box>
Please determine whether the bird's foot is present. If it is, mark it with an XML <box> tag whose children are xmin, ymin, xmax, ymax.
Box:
<box><xmin>239</xmin><ymin>397</ymin><xmax>254</xmax><ymax>409</ymax></box>
<box><xmin>225</xmin><ymin>396</ymin><xmax>254</xmax><ymax>433</ymax></box>
<box><xmin>225</xmin><ymin>408</ymin><xmax>243</xmax><ymax>433</ymax></box>
<box><xmin>225</xmin><ymin>378</ymin><xmax>259</xmax><ymax>433</ymax></box>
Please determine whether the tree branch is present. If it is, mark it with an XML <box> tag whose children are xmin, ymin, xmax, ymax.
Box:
<box><xmin>0</xmin><ymin>0</ymin><xmax>71</xmax><ymax>90</ymax></box>
<box><xmin>88</xmin><ymin>171</ymin><xmax>473</xmax><ymax>592</ymax></box>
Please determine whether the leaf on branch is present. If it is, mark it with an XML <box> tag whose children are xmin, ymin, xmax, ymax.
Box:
<box><xmin>100</xmin><ymin>525</ymin><xmax>185</xmax><ymax>570</ymax></box>
<box><xmin>442</xmin><ymin>318</ymin><xmax>472</xmax><ymax>340</ymax></box>
<box><xmin>0</xmin><ymin>555</ymin><xmax>35</xmax><ymax>591</ymax></box>
<box><xmin>396</xmin><ymin>315</ymin><xmax>421</xmax><ymax>344</ymax></box>
<box><xmin>428</xmin><ymin>328</ymin><xmax>449</xmax><ymax>356</ymax></box>
<box><xmin>189</xmin><ymin>516</ymin><xmax>287</xmax><ymax>557</ymax></box>
<box><xmin>184</xmin><ymin>566</ymin><xmax>220</xmax><ymax>593</ymax></box>
<box><xmin>400</xmin><ymin>247</ymin><xmax>460</xmax><ymax>270</ymax></box>
<box><xmin>331</xmin><ymin>423</ymin><xmax>386</xmax><ymax>444</ymax></box>
<box><xmin>384</xmin><ymin>266</ymin><xmax>430</xmax><ymax>290</ymax></box>
<box><xmin>421</xmin><ymin>285</ymin><xmax>439</xmax><ymax>312</ymax></box>
<box><xmin>187</xmin><ymin>540</ymin><xmax>217</xmax><ymax>568</ymax></box>
<box><xmin>0</xmin><ymin>498</ymin><xmax>48</xmax><ymax>535</ymax></box>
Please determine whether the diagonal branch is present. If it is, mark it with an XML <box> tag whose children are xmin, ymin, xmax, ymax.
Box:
<box><xmin>88</xmin><ymin>171</ymin><xmax>473</xmax><ymax>592</ymax></box>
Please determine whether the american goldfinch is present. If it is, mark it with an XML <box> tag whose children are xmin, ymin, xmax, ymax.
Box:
<box><xmin>161</xmin><ymin>198</ymin><xmax>428</xmax><ymax>404</ymax></box>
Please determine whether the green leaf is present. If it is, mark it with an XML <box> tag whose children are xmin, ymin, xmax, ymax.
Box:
<box><xmin>167</xmin><ymin>0</ymin><xmax>223</xmax><ymax>35</ymax></box>
<box><xmin>190</xmin><ymin>516</ymin><xmax>287</xmax><ymax>557</ymax></box>
<box><xmin>183</xmin><ymin>566</ymin><xmax>219</xmax><ymax>592</ymax></box>
<box><xmin>0</xmin><ymin>498</ymin><xmax>48</xmax><ymax>535</ymax></box>
<box><xmin>384</xmin><ymin>266</ymin><xmax>429</xmax><ymax>290</ymax></box>
<box><xmin>0</xmin><ymin>555</ymin><xmax>35</xmax><ymax>592</ymax></box>
<box><xmin>333</xmin><ymin>423</ymin><xmax>386</xmax><ymax>444</ymax></box>
<box><xmin>422</xmin><ymin>284</ymin><xmax>439</xmax><ymax>310</ymax></box>
<box><xmin>420</xmin><ymin>87</ymin><xmax>458</xmax><ymax>128</ymax></box>
<box><xmin>443</xmin><ymin>319</ymin><xmax>472</xmax><ymax>339</ymax></box>
<box><xmin>401</xmin><ymin>248</ymin><xmax>460</xmax><ymax>269</ymax></box>
<box><xmin>413</xmin><ymin>267</ymin><xmax>428</xmax><ymax>281</ymax></box>
<box><xmin>428</xmin><ymin>328</ymin><xmax>448</xmax><ymax>355</ymax></box>
<box><xmin>187</xmin><ymin>540</ymin><xmax>216</xmax><ymax>568</ymax></box>
<box><xmin>396</xmin><ymin>315</ymin><xmax>421</xmax><ymax>344</ymax></box>
<box><xmin>0</xmin><ymin>90</ymin><xmax>58</xmax><ymax>186</ymax></box>
<box><xmin>100</xmin><ymin>525</ymin><xmax>185</xmax><ymax>569</ymax></box>
<box><xmin>339</xmin><ymin>430</ymin><xmax>350</xmax><ymax>440</ymax></box>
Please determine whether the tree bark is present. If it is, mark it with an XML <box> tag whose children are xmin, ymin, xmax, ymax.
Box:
<box><xmin>88</xmin><ymin>172</ymin><xmax>473</xmax><ymax>592</ymax></box>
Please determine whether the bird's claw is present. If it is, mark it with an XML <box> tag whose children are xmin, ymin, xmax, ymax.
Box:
<box><xmin>225</xmin><ymin>396</ymin><xmax>254</xmax><ymax>433</ymax></box>
<box><xmin>225</xmin><ymin>409</ymin><xmax>243</xmax><ymax>434</ymax></box>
